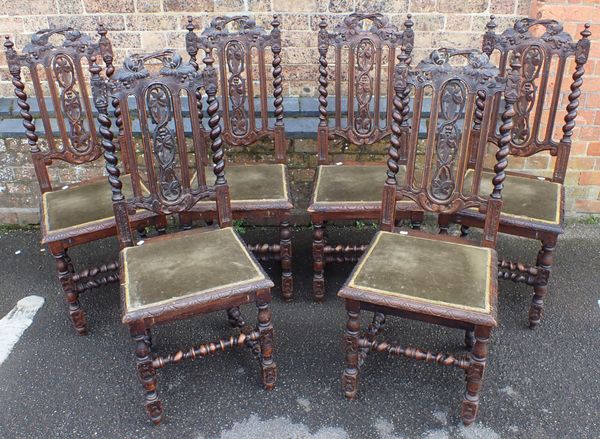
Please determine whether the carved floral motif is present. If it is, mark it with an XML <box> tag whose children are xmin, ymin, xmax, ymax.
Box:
<box><xmin>146</xmin><ymin>84</ymin><xmax>182</xmax><ymax>203</ymax></box>
<box><xmin>52</xmin><ymin>54</ymin><xmax>91</xmax><ymax>153</ymax></box>
<box><xmin>226</xmin><ymin>41</ymin><xmax>248</xmax><ymax>136</ymax></box>
<box><xmin>430</xmin><ymin>80</ymin><xmax>466</xmax><ymax>201</ymax></box>
<box><xmin>355</xmin><ymin>39</ymin><xmax>375</xmax><ymax>134</ymax></box>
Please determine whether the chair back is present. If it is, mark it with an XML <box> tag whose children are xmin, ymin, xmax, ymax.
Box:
<box><xmin>482</xmin><ymin>17</ymin><xmax>591</xmax><ymax>183</ymax></box>
<box><xmin>92</xmin><ymin>50</ymin><xmax>230</xmax><ymax>248</ymax></box>
<box><xmin>4</xmin><ymin>27</ymin><xmax>114</xmax><ymax>193</ymax></box>
<box><xmin>381</xmin><ymin>48</ymin><xmax>521</xmax><ymax>248</ymax></box>
<box><xmin>316</xmin><ymin>13</ymin><xmax>415</xmax><ymax>164</ymax></box>
<box><xmin>186</xmin><ymin>15</ymin><xmax>286</xmax><ymax>163</ymax></box>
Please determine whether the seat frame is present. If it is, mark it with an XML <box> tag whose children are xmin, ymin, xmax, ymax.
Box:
<box><xmin>4</xmin><ymin>27</ymin><xmax>162</xmax><ymax>335</ymax></box>
<box><xmin>186</xmin><ymin>15</ymin><xmax>294</xmax><ymax>301</ymax></box>
<box><xmin>339</xmin><ymin>48</ymin><xmax>521</xmax><ymax>425</ymax></box>
<box><xmin>93</xmin><ymin>50</ymin><xmax>276</xmax><ymax>424</ymax></box>
<box><xmin>309</xmin><ymin>13</ymin><xmax>420</xmax><ymax>302</ymax></box>
<box><xmin>450</xmin><ymin>17</ymin><xmax>592</xmax><ymax>328</ymax></box>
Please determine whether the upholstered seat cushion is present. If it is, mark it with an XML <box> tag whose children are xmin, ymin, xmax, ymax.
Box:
<box><xmin>465</xmin><ymin>170</ymin><xmax>562</xmax><ymax>224</ymax></box>
<box><xmin>198</xmin><ymin>163</ymin><xmax>289</xmax><ymax>204</ymax></box>
<box><xmin>122</xmin><ymin>227</ymin><xmax>271</xmax><ymax>317</ymax></box>
<box><xmin>42</xmin><ymin>175</ymin><xmax>135</xmax><ymax>233</ymax></box>
<box><xmin>310</xmin><ymin>164</ymin><xmax>404</xmax><ymax>205</ymax></box>
<box><xmin>345</xmin><ymin>231</ymin><xmax>495</xmax><ymax>314</ymax></box>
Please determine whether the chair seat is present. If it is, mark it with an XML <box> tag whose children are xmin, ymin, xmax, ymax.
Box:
<box><xmin>308</xmin><ymin>164</ymin><xmax>410</xmax><ymax>212</ymax></box>
<box><xmin>339</xmin><ymin>231</ymin><xmax>497</xmax><ymax>325</ymax></box>
<box><xmin>465</xmin><ymin>170</ymin><xmax>562</xmax><ymax>225</ymax></box>
<box><xmin>197</xmin><ymin>163</ymin><xmax>291</xmax><ymax>210</ymax></box>
<box><xmin>42</xmin><ymin>175</ymin><xmax>135</xmax><ymax>237</ymax></box>
<box><xmin>121</xmin><ymin>227</ymin><xmax>273</xmax><ymax>323</ymax></box>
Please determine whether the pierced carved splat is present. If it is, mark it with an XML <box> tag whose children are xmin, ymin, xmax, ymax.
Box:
<box><xmin>225</xmin><ymin>41</ymin><xmax>248</xmax><ymax>136</ymax></box>
<box><xmin>146</xmin><ymin>84</ymin><xmax>182</xmax><ymax>203</ymax></box>
<box><xmin>355</xmin><ymin>39</ymin><xmax>376</xmax><ymax>135</ymax></box>
<box><xmin>511</xmin><ymin>46</ymin><xmax>543</xmax><ymax>146</ymax></box>
<box><xmin>52</xmin><ymin>53</ymin><xmax>92</xmax><ymax>154</ymax></box>
<box><xmin>430</xmin><ymin>80</ymin><xmax>466</xmax><ymax>201</ymax></box>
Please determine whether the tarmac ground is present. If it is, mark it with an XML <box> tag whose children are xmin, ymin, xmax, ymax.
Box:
<box><xmin>0</xmin><ymin>223</ymin><xmax>598</xmax><ymax>438</ymax></box>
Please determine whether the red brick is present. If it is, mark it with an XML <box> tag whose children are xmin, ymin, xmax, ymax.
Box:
<box><xmin>578</xmin><ymin>125</ymin><xmax>600</xmax><ymax>141</ymax></box>
<box><xmin>579</xmin><ymin>171</ymin><xmax>600</xmax><ymax>185</ymax></box>
<box><xmin>575</xmin><ymin>199</ymin><xmax>600</xmax><ymax>213</ymax></box>
<box><xmin>569</xmin><ymin>157</ymin><xmax>597</xmax><ymax>170</ymax></box>
<box><xmin>588</xmin><ymin>142</ymin><xmax>600</xmax><ymax>156</ymax></box>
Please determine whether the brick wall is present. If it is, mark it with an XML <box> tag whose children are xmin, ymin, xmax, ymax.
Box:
<box><xmin>0</xmin><ymin>0</ymin><xmax>598</xmax><ymax>224</ymax></box>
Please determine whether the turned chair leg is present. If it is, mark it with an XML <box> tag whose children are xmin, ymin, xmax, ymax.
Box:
<box><xmin>460</xmin><ymin>225</ymin><xmax>470</xmax><ymax>238</ymax></box>
<box><xmin>312</xmin><ymin>221</ymin><xmax>326</xmax><ymax>302</ymax></box>
<box><xmin>461</xmin><ymin>325</ymin><xmax>491</xmax><ymax>426</ymax></box>
<box><xmin>227</xmin><ymin>306</ymin><xmax>245</xmax><ymax>328</ymax></box>
<box><xmin>438</xmin><ymin>214</ymin><xmax>450</xmax><ymax>235</ymax></box>
<box><xmin>256</xmin><ymin>291</ymin><xmax>277</xmax><ymax>390</ymax></box>
<box><xmin>342</xmin><ymin>300</ymin><xmax>361</xmax><ymax>400</ymax></box>
<box><xmin>464</xmin><ymin>329</ymin><xmax>475</xmax><ymax>349</ymax></box>
<box><xmin>156</xmin><ymin>215</ymin><xmax>167</xmax><ymax>235</ymax></box>
<box><xmin>279</xmin><ymin>220</ymin><xmax>293</xmax><ymax>301</ymax></box>
<box><xmin>52</xmin><ymin>248</ymin><xmax>87</xmax><ymax>335</ymax></box>
<box><xmin>529</xmin><ymin>235</ymin><xmax>557</xmax><ymax>329</ymax></box>
<box><xmin>137</xmin><ymin>224</ymin><xmax>147</xmax><ymax>240</ymax></box>
<box><xmin>131</xmin><ymin>325</ymin><xmax>163</xmax><ymax>425</ymax></box>
<box><xmin>410</xmin><ymin>211</ymin><xmax>423</xmax><ymax>230</ymax></box>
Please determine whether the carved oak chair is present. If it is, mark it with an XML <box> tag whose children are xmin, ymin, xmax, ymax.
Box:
<box><xmin>185</xmin><ymin>15</ymin><xmax>293</xmax><ymax>301</ymax></box>
<box><xmin>451</xmin><ymin>17</ymin><xmax>592</xmax><ymax>328</ymax></box>
<box><xmin>3</xmin><ymin>27</ymin><xmax>161</xmax><ymax>335</ymax></box>
<box><xmin>308</xmin><ymin>13</ymin><xmax>419</xmax><ymax>302</ymax></box>
<box><xmin>92</xmin><ymin>50</ymin><xmax>276</xmax><ymax>424</ymax></box>
<box><xmin>339</xmin><ymin>48</ymin><xmax>521</xmax><ymax>425</ymax></box>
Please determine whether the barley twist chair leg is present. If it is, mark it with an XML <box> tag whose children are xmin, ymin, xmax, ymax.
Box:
<box><xmin>52</xmin><ymin>248</ymin><xmax>87</xmax><ymax>335</ymax></box>
<box><xmin>461</xmin><ymin>326</ymin><xmax>491</xmax><ymax>426</ymax></box>
<box><xmin>279</xmin><ymin>220</ymin><xmax>293</xmax><ymax>301</ymax></box>
<box><xmin>529</xmin><ymin>235</ymin><xmax>557</xmax><ymax>329</ymax></box>
<box><xmin>257</xmin><ymin>291</ymin><xmax>276</xmax><ymax>390</ymax></box>
<box><xmin>342</xmin><ymin>300</ymin><xmax>361</xmax><ymax>400</ymax></box>
<box><xmin>312</xmin><ymin>221</ymin><xmax>326</xmax><ymax>302</ymax></box>
<box><xmin>131</xmin><ymin>326</ymin><xmax>163</xmax><ymax>425</ymax></box>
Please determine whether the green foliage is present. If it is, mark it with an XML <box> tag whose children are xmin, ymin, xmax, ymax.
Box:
<box><xmin>233</xmin><ymin>219</ymin><xmax>247</xmax><ymax>234</ymax></box>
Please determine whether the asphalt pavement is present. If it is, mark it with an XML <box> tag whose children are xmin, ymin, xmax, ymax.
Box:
<box><xmin>0</xmin><ymin>223</ymin><xmax>598</xmax><ymax>439</ymax></box>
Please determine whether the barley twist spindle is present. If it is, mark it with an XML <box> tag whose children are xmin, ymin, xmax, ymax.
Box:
<box><xmin>318</xmin><ymin>17</ymin><xmax>329</xmax><ymax>128</ymax></box>
<box><xmin>271</xmin><ymin>15</ymin><xmax>284</xmax><ymax>127</ymax></box>
<box><xmin>493</xmin><ymin>53</ymin><xmax>521</xmax><ymax>199</ymax></box>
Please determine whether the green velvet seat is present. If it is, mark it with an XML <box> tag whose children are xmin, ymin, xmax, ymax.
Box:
<box><xmin>197</xmin><ymin>163</ymin><xmax>289</xmax><ymax>206</ymax></box>
<box><xmin>310</xmin><ymin>164</ymin><xmax>407</xmax><ymax>207</ymax></box>
<box><xmin>42</xmin><ymin>175</ymin><xmax>135</xmax><ymax>235</ymax></box>
<box><xmin>344</xmin><ymin>231</ymin><xmax>495</xmax><ymax>314</ymax></box>
<box><xmin>121</xmin><ymin>227</ymin><xmax>272</xmax><ymax>319</ymax></box>
<box><xmin>466</xmin><ymin>170</ymin><xmax>562</xmax><ymax>225</ymax></box>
